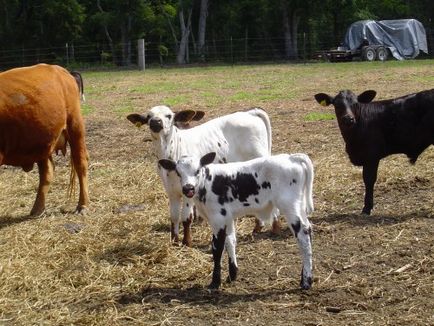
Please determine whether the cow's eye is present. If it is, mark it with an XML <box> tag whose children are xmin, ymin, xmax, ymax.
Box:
<box><xmin>166</xmin><ymin>114</ymin><xmax>172</xmax><ymax>119</ymax></box>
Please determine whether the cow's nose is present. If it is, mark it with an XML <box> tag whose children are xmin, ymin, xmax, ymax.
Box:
<box><xmin>182</xmin><ymin>184</ymin><xmax>195</xmax><ymax>198</ymax></box>
<box><xmin>342</xmin><ymin>115</ymin><xmax>355</xmax><ymax>125</ymax></box>
<box><xmin>149</xmin><ymin>118</ymin><xmax>163</xmax><ymax>132</ymax></box>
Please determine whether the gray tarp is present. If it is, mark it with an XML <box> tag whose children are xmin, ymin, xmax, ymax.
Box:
<box><xmin>343</xmin><ymin>19</ymin><xmax>428</xmax><ymax>60</ymax></box>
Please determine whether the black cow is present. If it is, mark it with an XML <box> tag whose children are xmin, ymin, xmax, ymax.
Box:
<box><xmin>314</xmin><ymin>89</ymin><xmax>434</xmax><ymax>215</ymax></box>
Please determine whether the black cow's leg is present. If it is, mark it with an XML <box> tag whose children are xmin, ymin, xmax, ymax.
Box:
<box><xmin>362</xmin><ymin>161</ymin><xmax>379</xmax><ymax>215</ymax></box>
<box><xmin>209</xmin><ymin>227</ymin><xmax>226</xmax><ymax>289</ymax></box>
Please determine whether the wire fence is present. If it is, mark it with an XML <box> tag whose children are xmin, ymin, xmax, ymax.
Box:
<box><xmin>1</xmin><ymin>30</ymin><xmax>434</xmax><ymax>70</ymax></box>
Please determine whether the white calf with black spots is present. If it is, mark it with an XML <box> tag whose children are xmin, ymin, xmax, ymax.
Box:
<box><xmin>159</xmin><ymin>152</ymin><xmax>314</xmax><ymax>290</ymax></box>
<box><xmin>128</xmin><ymin>106</ymin><xmax>275</xmax><ymax>247</ymax></box>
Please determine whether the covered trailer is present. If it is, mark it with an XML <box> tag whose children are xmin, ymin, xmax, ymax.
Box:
<box><xmin>316</xmin><ymin>19</ymin><xmax>428</xmax><ymax>62</ymax></box>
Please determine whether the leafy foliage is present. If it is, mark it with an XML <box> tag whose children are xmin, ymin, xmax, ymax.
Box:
<box><xmin>0</xmin><ymin>0</ymin><xmax>432</xmax><ymax>66</ymax></box>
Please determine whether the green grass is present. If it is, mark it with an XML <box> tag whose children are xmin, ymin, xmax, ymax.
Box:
<box><xmin>80</xmin><ymin>59</ymin><xmax>434</xmax><ymax>112</ymax></box>
<box><xmin>81</xmin><ymin>103</ymin><xmax>94</xmax><ymax>116</ymax></box>
<box><xmin>304</xmin><ymin>112</ymin><xmax>335</xmax><ymax>121</ymax></box>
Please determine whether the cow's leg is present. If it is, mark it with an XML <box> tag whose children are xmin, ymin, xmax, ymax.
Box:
<box><xmin>67</xmin><ymin>119</ymin><xmax>89</xmax><ymax>213</ymax></box>
<box><xmin>271</xmin><ymin>207</ymin><xmax>281</xmax><ymax>234</ymax></box>
<box><xmin>252</xmin><ymin>217</ymin><xmax>264</xmax><ymax>233</ymax></box>
<box><xmin>181</xmin><ymin>199</ymin><xmax>194</xmax><ymax>247</ymax></box>
<box><xmin>225</xmin><ymin>220</ymin><xmax>238</xmax><ymax>283</ymax></box>
<box><xmin>362</xmin><ymin>161</ymin><xmax>379</xmax><ymax>215</ymax></box>
<box><xmin>168</xmin><ymin>194</ymin><xmax>182</xmax><ymax>244</ymax></box>
<box><xmin>30</xmin><ymin>157</ymin><xmax>54</xmax><ymax>216</ymax></box>
<box><xmin>209</xmin><ymin>225</ymin><xmax>226</xmax><ymax>290</ymax></box>
<box><xmin>281</xmin><ymin>203</ymin><xmax>313</xmax><ymax>290</ymax></box>
<box><xmin>253</xmin><ymin>207</ymin><xmax>280</xmax><ymax>235</ymax></box>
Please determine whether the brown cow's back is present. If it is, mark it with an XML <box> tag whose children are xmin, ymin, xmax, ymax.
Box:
<box><xmin>0</xmin><ymin>64</ymin><xmax>81</xmax><ymax>167</ymax></box>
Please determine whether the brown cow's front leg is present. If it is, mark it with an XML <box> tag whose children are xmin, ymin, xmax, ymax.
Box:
<box><xmin>30</xmin><ymin>157</ymin><xmax>54</xmax><ymax>216</ymax></box>
<box><xmin>362</xmin><ymin>161</ymin><xmax>379</xmax><ymax>215</ymax></box>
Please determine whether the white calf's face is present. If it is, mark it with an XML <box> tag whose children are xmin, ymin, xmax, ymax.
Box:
<box><xmin>147</xmin><ymin>105</ymin><xmax>175</xmax><ymax>135</ymax></box>
<box><xmin>176</xmin><ymin>156</ymin><xmax>202</xmax><ymax>198</ymax></box>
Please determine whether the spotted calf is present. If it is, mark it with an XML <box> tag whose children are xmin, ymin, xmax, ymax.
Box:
<box><xmin>159</xmin><ymin>152</ymin><xmax>314</xmax><ymax>290</ymax></box>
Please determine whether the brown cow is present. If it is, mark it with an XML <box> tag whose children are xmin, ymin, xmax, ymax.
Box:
<box><xmin>0</xmin><ymin>64</ymin><xmax>89</xmax><ymax>215</ymax></box>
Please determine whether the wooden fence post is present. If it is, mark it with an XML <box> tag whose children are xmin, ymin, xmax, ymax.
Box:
<box><xmin>138</xmin><ymin>39</ymin><xmax>145</xmax><ymax>71</ymax></box>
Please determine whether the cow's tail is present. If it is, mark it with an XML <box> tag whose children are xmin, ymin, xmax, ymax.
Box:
<box><xmin>70</xmin><ymin>71</ymin><xmax>85</xmax><ymax>101</ymax></box>
<box><xmin>248</xmin><ymin>108</ymin><xmax>272</xmax><ymax>155</ymax></box>
<box><xmin>290</xmin><ymin>153</ymin><xmax>314</xmax><ymax>216</ymax></box>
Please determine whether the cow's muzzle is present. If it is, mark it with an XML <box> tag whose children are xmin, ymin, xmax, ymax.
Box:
<box><xmin>341</xmin><ymin>114</ymin><xmax>356</xmax><ymax>126</ymax></box>
<box><xmin>182</xmin><ymin>184</ymin><xmax>195</xmax><ymax>198</ymax></box>
<box><xmin>149</xmin><ymin>119</ymin><xmax>163</xmax><ymax>133</ymax></box>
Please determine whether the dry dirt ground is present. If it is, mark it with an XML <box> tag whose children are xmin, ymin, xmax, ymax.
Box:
<box><xmin>0</xmin><ymin>62</ymin><xmax>433</xmax><ymax>325</ymax></box>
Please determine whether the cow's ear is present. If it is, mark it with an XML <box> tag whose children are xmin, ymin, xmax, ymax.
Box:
<box><xmin>174</xmin><ymin>110</ymin><xmax>196</xmax><ymax>123</ymax></box>
<box><xmin>358</xmin><ymin>90</ymin><xmax>376</xmax><ymax>103</ymax></box>
<box><xmin>127</xmin><ymin>113</ymin><xmax>149</xmax><ymax>128</ymax></box>
<box><xmin>314</xmin><ymin>93</ymin><xmax>333</xmax><ymax>107</ymax></box>
<box><xmin>200</xmin><ymin>152</ymin><xmax>216</xmax><ymax>166</ymax></box>
<box><xmin>158</xmin><ymin>159</ymin><xmax>176</xmax><ymax>171</ymax></box>
<box><xmin>192</xmin><ymin>110</ymin><xmax>205</xmax><ymax>121</ymax></box>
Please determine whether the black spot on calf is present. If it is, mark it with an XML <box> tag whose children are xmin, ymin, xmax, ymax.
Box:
<box><xmin>261</xmin><ymin>181</ymin><xmax>271</xmax><ymax>189</ymax></box>
<box><xmin>198</xmin><ymin>187</ymin><xmax>207</xmax><ymax>203</ymax></box>
<box><xmin>205</xmin><ymin>167</ymin><xmax>212</xmax><ymax>181</ymax></box>
<box><xmin>220</xmin><ymin>208</ymin><xmax>226</xmax><ymax>216</ymax></box>
<box><xmin>291</xmin><ymin>220</ymin><xmax>301</xmax><ymax>237</ymax></box>
<box><xmin>211</xmin><ymin>173</ymin><xmax>260</xmax><ymax>205</ymax></box>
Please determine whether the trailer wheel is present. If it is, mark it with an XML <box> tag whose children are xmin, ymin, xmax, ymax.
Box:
<box><xmin>361</xmin><ymin>46</ymin><xmax>376</xmax><ymax>61</ymax></box>
<box><xmin>376</xmin><ymin>46</ymin><xmax>388</xmax><ymax>61</ymax></box>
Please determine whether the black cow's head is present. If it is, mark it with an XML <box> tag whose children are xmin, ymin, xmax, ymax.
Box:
<box><xmin>314</xmin><ymin>90</ymin><xmax>376</xmax><ymax>127</ymax></box>
<box><xmin>127</xmin><ymin>106</ymin><xmax>202</xmax><ymax>137</ymax></box>
<box><xmin>159</xmin><ymin>152</ymin><xmax>216</xmax><ymax>198</ymax></box>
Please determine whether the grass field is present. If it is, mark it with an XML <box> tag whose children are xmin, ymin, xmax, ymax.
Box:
<box><xmin>1</xmin><ymin>60</ymin><xmax>433</xmax><ymax>325</ymax></box>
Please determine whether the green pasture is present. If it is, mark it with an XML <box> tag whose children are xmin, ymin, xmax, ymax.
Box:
<box><xmin>81</xmin><ymin>59</ymin><xmax>434</xmax><ymax>118</ymax></box>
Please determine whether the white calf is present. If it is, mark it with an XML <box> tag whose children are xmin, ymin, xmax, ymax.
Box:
<box><xmin>159</xmin><ymin>152</ymin><xmax>314</xmax><ymax>290</ymax></box>
<box><xmin>127</xmin><ymin>106</ymin><xmax>276</xmax><ymax>246</ymax></box>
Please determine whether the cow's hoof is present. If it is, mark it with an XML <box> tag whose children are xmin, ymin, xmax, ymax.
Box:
<box><xmin>30</xmin><ymin>206</ymin><xmax>45</xmax><ymax>217</ymax></box>
<box><xmin>74</xmin><ymin>206</ymin><xmax>88</xmax><ymax>215</ymax></box>
<box><xmin>271</xmin><ymin>219</ymin><xmax>282</xmax><ymax>235</ymax></box>
<box><xmin>182</xmin><ymin>237</ymin><xmax>192</xmax><ymax>247</ymax></box>
<box><xmin>300</xmin><ymin>276</ymin><xmax>313</xmax><ymax>290</ymax></box>
<box><xmin>208</xmin><ymin>281</ymin><xmax>221</xmax><ymax>290</ymax></box>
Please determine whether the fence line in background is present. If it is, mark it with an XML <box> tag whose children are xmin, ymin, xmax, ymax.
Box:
<box><xmin>1</xmin><ymin>31</ymin><xmax>433</xmax><ymax>70</ymax></box>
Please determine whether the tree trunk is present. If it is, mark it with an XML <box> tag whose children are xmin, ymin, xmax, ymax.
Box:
<box><xmin>197</xmin><ymin>0</ymin><xmax>209</xmax><ymax>60</ymax></box>
<box><xmin>97</xmin><ymin>0</ymin><xmax>117</xmax><ymax>64</ymax></box>
<box><xmin>281</xmin><ymin>1</ymin><xmax>300</xmax><ymax>59</ymax></box>
<box><xmin>291</xmin><ymin>10</ymin><xmax>301</xmax><ymax>58</ymax></box>
<box><xmin>176</xmin><ymin>7</ymin><xmax>192</xmax><ymax>64</ymax></box>
<box><xmin>121</xmin><ymin>14</ymin><xmax>132</xmax><ymax>66</ymax></box>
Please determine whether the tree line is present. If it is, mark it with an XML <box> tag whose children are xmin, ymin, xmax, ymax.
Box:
<box><xmin>0</xmin><ymin>0</ymin><xmax>433</xmax><ymax>67</ymax></box>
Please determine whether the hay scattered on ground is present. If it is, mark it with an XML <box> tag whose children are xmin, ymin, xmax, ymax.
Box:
<box><xmin>1</xmin><ymin>62</ymin><xmax>433</xmax><ymax>325</ymax></box>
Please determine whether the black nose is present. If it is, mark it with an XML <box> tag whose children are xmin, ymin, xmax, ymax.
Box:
<box><xmin>150</xmin><ymin>119</ymin><xmax>163</xmax><ymax>132</ymax></box>
<box><xmin>342</xmin><ymin>115</ymin><xmax>355</xmax><ymax>125</ymax></box>
<box><xmin>182</xmin><ymin>184</ymin><xmax>195</xmax><ymax>198</ymax></box>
